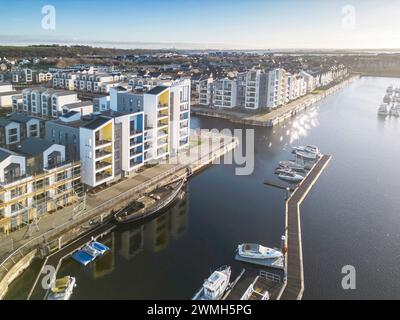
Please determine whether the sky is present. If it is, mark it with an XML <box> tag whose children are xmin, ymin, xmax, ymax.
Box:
<box><xmin>1</xmin><ymin>0</ymin><xmax>400</xmax><ymax>50</ymax></box>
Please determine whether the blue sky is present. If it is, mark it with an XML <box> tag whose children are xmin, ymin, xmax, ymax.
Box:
<box><xmin>1</xmin><ymin>0</ymin><xmax>400</xmax><ymax>49</ymax></box>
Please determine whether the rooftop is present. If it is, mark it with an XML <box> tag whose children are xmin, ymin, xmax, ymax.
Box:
<box><xmin>82</xmin><ymin>116</ymin><xmax>111</xmax><ymax>129</ymax></box>
<box><xmin>0</xmin><ymin>147</ymin><xmax>19</xmax><ymax>162</ymax></box>
<box><xmin>146</xmin><ymin>86</ymin><xmax>169</xmax><ymax>95</ymax></box>
<box><xmin>19</xmin><ymin>138</ymin><xmax>55</xmax><ymax>156</ymax></box>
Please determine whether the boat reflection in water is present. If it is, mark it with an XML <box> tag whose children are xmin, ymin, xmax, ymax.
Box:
<box><xmin>73</xmin><ymin>185</ymin><xmax>190</xmax><ymax>281</ymax></box>
<box><xmin>118</xmin><ymin>184</ymin><xmax>189</xmax><ymax>259</ymax></box>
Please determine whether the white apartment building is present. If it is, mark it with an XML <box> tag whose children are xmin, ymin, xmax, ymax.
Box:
<box><xmin>143</xmin><ymin>86</ymin><xmax>171</xmax><ymax>160</ymax></box>
<box><xmin>53</xmin><ymin>72</ymin><xmax>125</xmax><ymax>93</ymax></box>
<box><xmin>36</xmin><ymin>72</ymin><xmax>53</xmax><ymax>83</ymax></box>
<box><xmin>22</xmin><ymin>88</ymin><xmax>79</xmax><ymax>118</ymax></box>
<box><xmin>80</xmin><ymin>116</ymin><xmax>114</xmax><ymax>187</ymax></box>
<box><xmin>169</xmin><ymin>79</ymin><xmax>190</xmax><ymax>153</ymax></box>
<box><xmin>237</xmin><ymin>70</ymin><xmax>268</xmax><ymax>110</ymax></box>
<box><xmin>198</xmin><ymin>77</ymin><xmax>213</xmax><ymax>106</ymax></box>
<box><xmin>267</xmin><ymin>68</ymin><xmax>287</xmax><ymax>109</ymax></box>
<box><xmin>212</xmin><ymin>78</ymin><xmax>238</xmax><ymax>108</ymax></box>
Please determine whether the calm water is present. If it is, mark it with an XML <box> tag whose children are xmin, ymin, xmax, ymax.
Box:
<box><xmin>7</xmin><ymin>77</ymin><xmax>400</xmax><ymax>300</ymax></box>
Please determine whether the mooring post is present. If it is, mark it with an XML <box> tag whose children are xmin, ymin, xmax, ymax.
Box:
<box><xmin>285</xmin><ymin>187</ymin><xmax>291</xmax><ymax>199</ymax></box>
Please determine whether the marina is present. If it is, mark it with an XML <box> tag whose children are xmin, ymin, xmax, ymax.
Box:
<box><xmin>3</xmin><ymin>77</ymin><xmax>400</xmax><ymax>300</ymax></box>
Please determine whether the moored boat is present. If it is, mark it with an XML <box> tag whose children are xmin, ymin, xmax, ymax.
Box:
<box><xmin>295</xmin><ymin>150</ymin><xmax>318</xmax><ymax>160</ymax></box>
<box><xmin>46</xmin><ymin>276</ymin><xmax>76</xmax><ymax>300</ymax></box>
<box><xmin>192</xmin><ymin>266</ymin><xmax>231</xmax><ymax>300</ymax></box>
<box><xmin>238</xmin><ymin>243</ymin><xmax>283</xmax><ymax>260</ymax></box>
<box><xmin>278</xmin><ymin>170</ymin><xmax>304</xmax><ymax>182</ymax></box>
<box><xmin>292</xmin><ymin>145</ymin><xmax>320</xmax><ymax>155</ymax></box>
<box><xmin>279</xmin><ymin>160</ymin><xmax>306</xmax><ymax>172</ymax></box>
<box><xmin>114</xmin><ymin>177</ymin><xmax>186</xmax><ymax>224</ymax></box>
<box><xmin>378</xmin><ymin>103</ymin><xmax>390</xmax><ymax>116</ymax></box>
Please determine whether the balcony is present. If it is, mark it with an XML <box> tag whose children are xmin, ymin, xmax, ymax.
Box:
<box><xmin>157</xmin><ymin>120</ymin><xmax>168</xmax><ymax>129</ymax></box>
<box><xmin>157</xmin><ymin>111</ymin><xmax>168</xmax><ymax>119</ymax></box>
<box><xmin>158</xmin><ymin>103</ymin><xmax>168</xmax><ymax>110</ymax></box>
<box><xmin>130</xmin><ymin>128</ymin><xmax>142</xmax><ymax>137</ymax></box>
<box><xmin>95</xmin><ymin>149</ymin><xmax>112</xmax><ymax>159</ymax></box>
<box><xmin>95</xmin><ymin>139</ymin><xmax>112</xmax><ymax>148</ymax></box>
<box><xmin>96</xmin><ymin>160</ymin><xmax>112</xmax><ymax>171</ymax></box>
<box><xmin>96</xmin><ymin>172</ymin><xmax>112</xmax><ymax>183</ymax></box>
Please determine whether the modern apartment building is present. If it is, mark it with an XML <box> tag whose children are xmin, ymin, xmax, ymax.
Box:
<box><xmin>169</xmin><ymin>79</ymin><xmax>190</xmax><ymax>153</ymax></box>
<box><xmin>237</xmin><ymin>69</ymin><xmax>268</xmax><ymax>110</ymax></box>
<box><xmin>267</xmin><ymin>68</ymin><xmax>287</xmax><ymax>109</ymax></box>
<box><xmin>0</xmin><ymin>113</ymin><xmax>42</xmax><ymax>148</ymax></box>
<box><xmin>21</xmin><ymin>88</ymin><xmax>79</xmax><ymax>118</ymax></box>
<box><xmin>80</xmin><ymin>116</ymin><xmax>115</xmax><ymax>187</ymax></box>
<box><xmin>0</xmin><ymin>141</ymin><xmax>81</xmax><ymax>233</ymax></box>
<box><xmin>53</xmin><ymin>72</ymin><xmax>125</xmax><ymax>93</ymax></box>
<box><xmin>212</xmin><ymin>78</ymin><xmax>238</xmax><ymax>108</ymax></box>
<box><xmin>0</xmin><ymin>82</ymin><xmax>18</xmax><ymax>108</ymax></box>
<box><xmin>198</xmin><ymin>77</ymin><xmax>213</xmax><ymax>106</ymax></box>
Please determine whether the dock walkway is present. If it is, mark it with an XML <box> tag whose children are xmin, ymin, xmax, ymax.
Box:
<box><xmin>278</xmin><ymin>154</ymin><xmax>332</xmax><ymax>300</ymax></box>
<box><xmin>27</xmin><ymin>221</ymin><xmax>116</xmax><ymax>300</ymax></box>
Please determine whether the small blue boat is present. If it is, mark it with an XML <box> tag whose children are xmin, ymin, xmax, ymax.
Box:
<box><xmin>71</xmin><ymin>241</ymin><xmax>110</xmax><ymax>266</ymax></box>
<box><xmin>72</xmin><ymin>250</ymin><xmax>96</xmax><ymax>266</ymax></box>
<box><xmin>90</xmin><ymin>241</ymin><xmax>109</xmax><ymax>254</ymax></box>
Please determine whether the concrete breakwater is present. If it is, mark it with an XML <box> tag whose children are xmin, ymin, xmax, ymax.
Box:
<box><xmin>0</xmin><ymin>131</ymin><xmax>238</xmax><ymax>299</ymax></box>
<box><xmin>192</xmin><ymin>75</ymin><xmax>360</xmax><ymax>127</ymax></box>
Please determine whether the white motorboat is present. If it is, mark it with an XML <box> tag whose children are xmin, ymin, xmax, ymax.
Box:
<box><xmin>278</xmin><ymin>170</ymin><xmax>304</xmax><ymax>182</ymax></box>
<box><xmin>292</xmin><ymin>145</ymin><xmax>320</xmax><ymax>155</ymax></box>
<box><xmin>279</xmin><ymin>160</ymin><xmax>306</xmax><ymax>171</ymax></box>
<box><xmin>238</xmin><ymin>243</ymin><xmax>283</xmax><ymax>260</ymax></box>
<box><xmin>46</xmin><ymin>276</ymin><xmax>76</xmax><ymax>300</ymax></box>
<box><xmin>295</xmin><ymin>150</ymin><xmax>318</xmax><ymax>160</ymax></box>
<box><xmin>275</xmin><ymin>167</ymin><xmax>300</xmax><ymax>176</ymax></box>
<box><xmin>192</xmin><ymin>266</ymin><xmax>231</xmax><ymax>300</ymax></box>
<box><xmin>377</xmin><ymin>103</ymin><xmax>390</xmax><ymax>116</ymax></box>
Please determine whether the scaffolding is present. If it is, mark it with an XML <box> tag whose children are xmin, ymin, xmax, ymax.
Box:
<box><xmin>0</xmin><ymin>161</ymin><xmax>85</xmax><ymax>237</ymax></box>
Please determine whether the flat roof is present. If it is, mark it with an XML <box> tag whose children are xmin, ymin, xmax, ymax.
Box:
<box><xmin>146</xmin><ymin>86</ymin><xmax>168</xmax><ymax>95</ymax></box>
<box><xmin>0</xmin><ymin>91</ymin><xmax>17</xmax><ymax>97</ymax></box>
<box><xmin>63</xmin><ymin>101</ymin><xmax>93</xmax><ymax>109</ymax></box>
<box><xmin>82</xmin><ymin>116</ymin><xmax>111</xmax><ymax>129</ymax></box>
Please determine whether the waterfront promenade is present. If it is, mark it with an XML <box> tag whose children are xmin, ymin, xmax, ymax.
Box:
<box><xmin>0</xmin><ymin>130</ymin><xmax>238</xmax><ymax>298</ymax></box>
<box><xmin>192</xmin><ymin>75</ymin><xmax>359</xmax><ymax>127</ymax></box>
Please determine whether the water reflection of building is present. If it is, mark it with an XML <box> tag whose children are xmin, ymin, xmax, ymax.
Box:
<box><xmin>119</xmin><ymin>187</ymin><xmax>189</xmax><ymax>260</ymax></box>
<box><xmin>93</xmin><ymin>232</ymin><xmax>115</xmax><ymax>279</ymax></box>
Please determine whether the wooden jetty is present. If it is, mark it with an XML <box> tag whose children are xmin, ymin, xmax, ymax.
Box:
<box><xmin>278</xmin><ymin>154</ymin><xmax>332</xmax><ymax>300</ymax></box>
